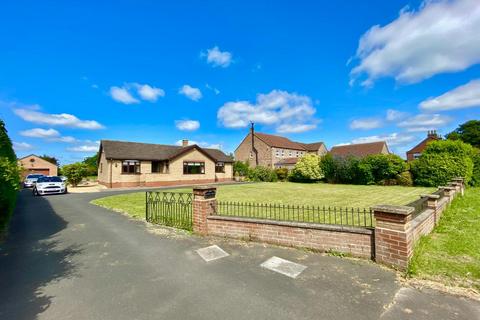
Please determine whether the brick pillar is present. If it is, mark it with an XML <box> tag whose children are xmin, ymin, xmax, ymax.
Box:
<box><xmin>439</xmin><ymin>186</ymin><xmax>457</xmax><ymax>202</ymax></box>
<box><xmin>421</xmin><ymin>194</ymin><xmax>440</xmax><ymax>224</ymax></box>
<box><xmin>373</xmin><ymin>205</ymin><xmax>415</xmax><ymax>271</ymax></box>
<box><xmin>192</xmin><ymin>186</ymin><xmax>217</xmax><ymax>235</ymax></box>
<box><xmin>452</xmin><ymin>177</ymin><xmax>465</xmax><ymax>196</ymax></box>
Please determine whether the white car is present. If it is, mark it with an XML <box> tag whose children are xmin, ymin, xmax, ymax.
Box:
<box><xmin>33</xmin><ymin>176</ymin><xmax>67</xmax><ymax>196</ymax></box>
<box><xmin>23</xmin><ymin>174</ymin><xmax>45</xmax><ymax>188</ymax></box>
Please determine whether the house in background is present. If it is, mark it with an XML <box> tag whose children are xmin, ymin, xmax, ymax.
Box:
<box><xmin>406</xmin><ymin>130</ymin><xmax>440</xmax><ymax>161</ymax></box>
<box><xmin>18</xmin><ymin>154</ymin><xmax>58</xmax><ymax>178</ymax></box>
<box><xmin>329</xmin><ymin>141</ymin><xmax>390</xmax><ymax>158</ymax></box>
<box><xmin>234</xmin><ymin>124</ymin><xmax>327</xmax><ymax>169</ymax></box>
<box><xmin>97</xmin><ymin>139</ymin><xmax>233</xmax><ymax>188</ymax></box>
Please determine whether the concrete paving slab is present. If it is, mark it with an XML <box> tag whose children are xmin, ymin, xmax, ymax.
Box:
<box><xmin>196</xmin><ymin>245</ymin><xmax>230</xmax><ymax>262</ymax></box>
<box><xmin>260</xmin><ymin>256</ymin><xmax>307</xmax><ymax>278</ymax></box>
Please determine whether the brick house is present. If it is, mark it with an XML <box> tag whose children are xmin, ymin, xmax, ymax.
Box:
<box><xmin>406</xmin><ymin>130</ymin><xmax>440</xmax><ymax>161</ymax></box>
<box><xmin>97</xmin><ymin>140</ymin><xmax>233</xmax><ymax>188</ymax></box>
<box><xmin>329</xmin><ymin>141</ymin><xmax>390</xmax><ymax>158</ymax></box>
<box><xmin>18</xmin><ymin>154</ymin><xmax>58</xmax><ymax>178</ymax></box>
<box><xmin>234</xmin><ymin>124</ymin><xmax>327</xmax><ymax>169</ymax></box>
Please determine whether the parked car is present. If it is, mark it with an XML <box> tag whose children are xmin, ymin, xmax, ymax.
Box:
<box><xmin>23</xmin><ymin>174</ymin><xmax>45</xmax><ymax>188</ymax></box>
<box><xmin>33</xmin><ymin>176</ymin><xmax>67</xmax><ymax>196</ymax></box>
<box><xmin>59</xmin><ymin>176</ymin><xmax>68</xmax><ymax>183</ymax></box>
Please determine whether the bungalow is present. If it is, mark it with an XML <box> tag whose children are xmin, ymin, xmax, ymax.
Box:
<box><xmin>329</xmin><ymin>141</ymin><xmax>390</xmax><ymax>158</ymax></box>
<box><xmin>97</xmin><ymin>140</ymin><xmax>233</xmax><ymax>188</ymax></box>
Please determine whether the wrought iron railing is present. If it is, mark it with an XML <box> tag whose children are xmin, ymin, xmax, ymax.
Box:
<box><xmin>146</xmin><ymin>192</ymin><xmax>193</xmax><ymax>231</ymax></box>
<box><xmin>216</xmin><ymin>201</ymin><xmax>374</xmax><ymax>228</ymax></box>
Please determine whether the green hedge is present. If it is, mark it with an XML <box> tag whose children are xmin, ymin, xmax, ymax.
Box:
<box><xmin>0</xmin><ymin>119</ymin><xmax>20</xmax><ymax>233</ymax></box>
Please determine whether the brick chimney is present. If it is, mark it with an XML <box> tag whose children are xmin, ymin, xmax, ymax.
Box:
<box><xmin>182</xmin><ymin>139</ymin><xmax>189</xmax><ymax>147</ymax></box>
<box><xmin>427</xmin><ymin>130</ymin><xmax>438</xmax><ymax>138</ymax></box>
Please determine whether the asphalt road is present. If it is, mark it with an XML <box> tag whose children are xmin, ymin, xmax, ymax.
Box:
<box><xmin>0</xmin><ymin>189</ymin><xmax>479</xmax><ymax>320</ymax></box>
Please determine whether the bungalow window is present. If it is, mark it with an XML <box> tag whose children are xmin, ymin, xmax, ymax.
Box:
<box><xmin>183</xmin><ymin>161</ymin><xmax>205</xmax><ymax>174</ymax></box>
<box><xmin>122</xmin><ymin>160</ymin><xmax>140</xmax><ymax>174</ymax></box>
<box><xmin>215</xmin><ymin>162</ymin><xmax>225</xmax><ymax>173</ymax></box>
<box><xmin>152</xmin><ymin>160</ymin><xmax>168</xmax><ymax>173</ymax></box>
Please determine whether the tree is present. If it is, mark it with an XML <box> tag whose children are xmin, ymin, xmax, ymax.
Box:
<box><xmin>290</xmin><ymin>154</ymin><xmax>323</xmax><ymax>182</ymax></box>
<box><xmin>0</xmin><ymin>119</ymin><xmax>20</xmax><ymax>233</ymax></box>
<box><xmin>82</xmin><ymin>152</ymin><xmax>99</xmax><ymax>176</ymax></box>
<box><xmin>61</xmin><ymin>163</ymin><xmax>89</xmax><ymax>187</ymax></box>
<box><xmin>40</xmin><ymin>154</ymin><xmax>60</xmax><ymax>166</ymax></box>
<box><xmin>233</xmin><ymin>161</ymin><xmax>249</xmax><ymax>176</ymax></box>
<box><xmin>447</xmin><ymin>120</ymin><xmax>480</xmax><ymax>148</ymax></box>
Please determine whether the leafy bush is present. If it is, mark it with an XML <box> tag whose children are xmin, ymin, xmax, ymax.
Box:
<box><xmin>0</xmin><ymin>119</ymin><xmax>20</xmax><ymax>233</ymax></box>
<box><xmin>396</xmin><ymin>171</ymin><xmax>413</xmax><ymax>186</ymax></box>
<box><xmin>411</xmin><ymin>140</ymin><xmax>475</xmax><ymax>186</ymax></box>
<box><xmin>233</xmin><ymin>161</ymin><xmax>250</xmax><ymax>176</ymax></box>
<box><xmin>362</xmin><ymin>154</ymin><xmax>407</xmax><ymax>184</ymax></box>
<box><xmin>275</xmin><ymin>168</ymin><xmax>289</xmax><ymax>181</ymax></box>
<box><xmin>247</xmin><ymin>166</ymin><xmax>278</xmax><ymax>182</ymax></box>
<box><xmin>471</xmin><ymin>149</ymin><xmax>480</xmax><ymax>187</ymax></box>
<box><xmin>83</xmin><ymin>153</ymin><xmax>99</xmax><ymax>176</ymax></box>
<box><xmin>61</xmin><ymin>163</ymin><xmax>89</xmax><ymax>187</ymax></box>
<box><xmin>289</xmin><ymin>154</ymin><xmax>323</xmax><ymax>182</ymax></box>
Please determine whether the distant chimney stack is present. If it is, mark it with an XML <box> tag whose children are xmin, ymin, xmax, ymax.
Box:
<box><xmin>182</xmin><ymin>139</ymin><xmax>189</xmax><ymax>147</ymax></box>
<box><xmin>427</xmin><ymin>130</ymin><xmax>437</xmax><ymax>138</ymax></box>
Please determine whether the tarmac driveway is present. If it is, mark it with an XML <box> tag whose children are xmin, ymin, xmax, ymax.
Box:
<box><xmin>0</xmin><ymin>189</ymin><xmax>478</xmax><ymax>320</ymax></box>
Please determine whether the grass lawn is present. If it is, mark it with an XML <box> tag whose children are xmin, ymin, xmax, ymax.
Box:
<box><xmin>91</xmin><ymin>182</ymin><xmax>434</xmax><ymax>221</ymax></box>
<box><xmin>409</xmin><ymin>188</ymin><xmax>480</xmax><ymax>291</ymax></box>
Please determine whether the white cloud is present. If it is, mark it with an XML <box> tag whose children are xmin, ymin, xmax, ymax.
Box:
<box><xmin>386</xmin><ymin>109</ymin><xmax>407</xmax><ymax>121</ymax></box>
<box><xmin>202</xmin><ymin>46</ymin><xmax>233</xmax><ymax>67</ymax></box>
<box><xmin>135</xmin><ymin>84</ymin><xmax>165</xmax><ymax>102</ymax></box>
<box><xmin>420</xmin><ymin>79</ymin><xmax>480</xmax><ymax>111</ymax></box>
<box><xmin>206</xmin><ymin>84</ymin><xmax>220</xmax><ymax>95</ymax></box>
<box><xmin>14</xmin><ymin>108</ymin><xmax>104</xmax><ymax>129</ymax></box>
<box><xmin>398</xmin><ymin>114</ymin><xmax>452</xmax><ymax>132</ymax></box>
<box><xmin>350</xmin><ymin>118</ymin><xmax>382</xmax><ymax>130</ymax></box>
<box><xmin>13</xmin><ymin>141</ymin><xmax>34</xmax><ymax>151</ymax></box>
<box><xmin>110</xmin><ymin>86</ymin><xmax>140</xmax><ymax>104</ymax></box>
<box><xmin>217</xmin><ymin>90</ymin><xmax>318</xmax><ymax>133</ymax></box>
<box><xmin>350</xmin><ymin>0</ymin><xmax>480</xmax><ymax>86</ymax></box>
<box><xmin>179</xmin><ymin>85</ymin><xmax>202</xmax><ymax>101</ymax></box>
<box><xmin>110</xmin><ymin>83</ymin><xmax>165</xmax><ymax>104</ymax></box>
<box><xmin>67</xmin><ymin>145</ymin><xmax>99</xmax><ymax>152</ymax></box>
<box><xmin>175</xmin><ymin>140</ymin><xmax>222</xmax><ymax>150</ymax></box>
<box><xmin>175</xmin><ymin>120</ymin><xmax>200</xmax><ymax>131</ymax></box>
<box><xmin>352</xmin><ymin>132</ymin><xmax>416</xmax><ymax>146</ymax></box>
<box><xmin>20</xmin><ymin>128</ymin><xmax>76</xmax><ymax>143</ymax></box>
<box><xmin>67</xmin><ymin>140</ymin><xmax>100</xmax><ymax>153</ymax></box>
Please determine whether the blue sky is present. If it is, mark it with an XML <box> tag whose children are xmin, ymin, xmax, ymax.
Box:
<box><xmin>1</xmin><ymin>0</ymin><xmax>480</xmax><ymax>164</ymax></box>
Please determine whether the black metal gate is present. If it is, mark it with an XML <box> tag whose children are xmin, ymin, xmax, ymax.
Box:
<box><xmin>146</xmin><ymin>191</ymin><xmax>193</xmax><ymax>230</ymax></box>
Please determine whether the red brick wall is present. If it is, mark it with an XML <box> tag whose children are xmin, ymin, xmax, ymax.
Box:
<box><xmin>207</xmin><ymin>216</ymin><xmax>373</xmax><ymax>259</ymax></box>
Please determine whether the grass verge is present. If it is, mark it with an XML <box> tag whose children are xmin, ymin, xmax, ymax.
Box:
<box><xmin>408</xmin><ymin>188</ymin><xmax>480</xmax><ymax>292</ymax></box>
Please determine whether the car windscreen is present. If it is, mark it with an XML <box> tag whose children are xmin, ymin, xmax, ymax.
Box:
<box><xmin>27</xmin><ymin>174</ymin><xmax>43</xmax><ymax>179</ymax></box>
<box><xmin>37</xmin><ymin>177</ymin><xmax>62</xmax><ymax>183</ymax></box>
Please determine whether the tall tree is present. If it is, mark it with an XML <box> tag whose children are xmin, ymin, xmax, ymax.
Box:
<box><xmin>0</xmin><ymin>119</ymin><xmax>16</xmax><ymax>161</ymax></box>
<box><xmin>40</xmin><ymin>154</ymin><xmax>60</xmax><ymax>166</ymax></box>
<box><xmin>447</xmin><ymin>120</ymin><xmax>480</xmax><ymax>148</ymax></box>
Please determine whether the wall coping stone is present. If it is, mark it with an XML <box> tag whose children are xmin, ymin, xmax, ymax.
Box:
<box><xmin>193</xmin><ymin>185</ymin><xmax>217</xmax><ymax>191</ymax></box>
<box><xmin>438</xmin><ymin>186</ymin><xmax>457</xmax><ymax>191</ymax></box>
<box><xmin>372</xmin><ymin>205</ymin><xmax>415</xmax><ymax>216</ymax></box>
<box><xmin>207</xmin><ymin>215</ymin><xmax>373</xmax><ymax>235</ymax></box>
<box><xmin>421</xmin><ymin>194</ymin><xmax>440</xmax><ymax>199</ymax></box>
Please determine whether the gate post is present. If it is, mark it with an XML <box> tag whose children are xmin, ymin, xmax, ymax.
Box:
<box><xmin>192</xmin><ymin>186</ymin><xmax>217</xmax><ymax>235</ymax></box>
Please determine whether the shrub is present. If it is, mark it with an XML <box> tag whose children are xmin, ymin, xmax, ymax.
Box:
<box><xmin>61</xmin><ymin>163</ymin><xmax>89</xmax><ymax>187</ymax></box>
<box><xmin>247</xmin><ymin>166</ymin><xmax>278</xmax><ymax>182</ymax></box>
<box><xmin>471</xmin><ymin>149</ymin><xmax>480</xmax><ymax>187</ymax></box>
<box><xmin>289</xmin><ymin>154</ymin><xmax>323</xmax><ymax>182</ymax></box>
<box><xmin>233</xmin><ymin>161</ymin><xmax>250</xmax><ymax>176</ymax></box>
<box><xmin>275</xmin><ymin>168</ymin><xmax>289</xmax><ymax>181</ymax></box>
<box><xmin>396</xmin><ymin>171</ymin><xmax>413</xmax><ymax>186</ymax></box>
<box><xmin>411</xmin><ymin>140</ymin><xmax>475</xmax><ymax>186</ymax></box>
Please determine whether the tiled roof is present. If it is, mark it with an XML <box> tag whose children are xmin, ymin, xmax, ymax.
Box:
<box><xmin>255</xmin><ymin>132</ymin><xmax>324</xmax><ymax>151</ymax></box>
<box><xmin>329</xmin><ymin>141</ymin><xmax>388</xmax><ymax>158</ymax></box>
<box><xmin>100</xmin><ymin>140</ymin><xmax>233</xmax><ymax>162</ymax></box>
<box><xmin>406</xmin><ymin>136</ymin><xmax>439</xmax><ymax>154</ymax></box>
<box><xmin>275</xmin><ymin>157</ymin><xmax>300</xmax><ymax>165</ymax></box>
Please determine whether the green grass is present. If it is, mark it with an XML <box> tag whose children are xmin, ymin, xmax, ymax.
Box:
<box><xmin>91</xmin><ymin>182</ymin><xmax>433</xmax><ymax>221</ymax></box>
<box><xmin>409</xmin><ymin>188</ymin><xmax>480</xmax><ymax>291</ymax></box>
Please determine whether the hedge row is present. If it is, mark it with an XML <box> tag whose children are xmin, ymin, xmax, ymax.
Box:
<box><xmin>0</xmin><ymin>119</ymin><xmax>20</xmax><ymax>233</ymax></box>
